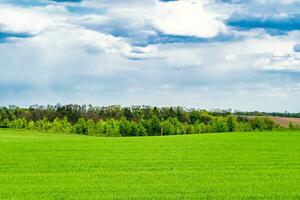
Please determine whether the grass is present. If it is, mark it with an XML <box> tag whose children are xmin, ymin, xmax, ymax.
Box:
<box><xmin>0</xmin><ymin>129</ymin><xmax>299</xmax><ymax>199</ymax></box>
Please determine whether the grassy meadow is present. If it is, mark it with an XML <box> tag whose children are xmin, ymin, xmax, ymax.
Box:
<box><xmin>0</xmin><ymin>129</ymin><xmax>299</xmax><ymax>199</ymax></box>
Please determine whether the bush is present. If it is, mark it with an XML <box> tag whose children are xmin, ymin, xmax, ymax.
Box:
<box><xmin>288</xmin><ymin>122</ymin><xmax>300</xmax><ymax>131</ymax></box>
<box><xmin>251</xmin><ymin>117</ymin><xmax>275</xmax><ymax>131</ymax></box>
<box><xmin>8</xmin><ymin>118</ymin><xmax>27</xmax><ymax>129</ymax></box>
<box><xmin>28</xmin><ymin>121</ymin><xmax>35</xmax><ymax>130</ymax></box>
<box><xmin>208</xmin><ymin>118</ymin><xmax>229</xmax><ymax>133</ymax></box>
<box><xmin>35</xmin><ymin>118</ymin><xmax>52</xmax><ymax>132</ymax></box>
<box><xmin>235</xmin><ymin>122</ymin><xmax>252</xmax><ymax>132</ymax></box>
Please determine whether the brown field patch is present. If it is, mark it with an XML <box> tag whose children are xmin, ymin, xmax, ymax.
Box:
<box><xmin>244</xmin><ymin>116</ymin><xmax>300</xmax><ymax>127</ymax></box>
<box><xmin>268</xmin><ymin>116</ymin><xmax>300</xmax><ymax>127</ymax></box>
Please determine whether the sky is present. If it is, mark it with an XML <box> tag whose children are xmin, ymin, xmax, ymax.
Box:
<box><xmin>0</xmin><ymin>0</ymin><xmax>300</xmax><ymax>112</ymax></box>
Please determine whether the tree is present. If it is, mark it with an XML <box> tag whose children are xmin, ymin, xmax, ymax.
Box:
<box><xmin>209</xmin><ymin>118</ymin><xmax>229</xmax><ymax>133</ymax></box>
<box><xmin>119</xmin><ymin>118</ymin><xmax>132</xmax><ymax>137</ymax></box>
<box><xmin>28</xmin><ymin>121</ymin><xmax>35</xmax><ymax>130</ymax></box>
<box><xmin>94</xmin><ymin>120</ymin><xmax>106</xmax><ymax>136</ymax></box>
<box><xmin>52</xmin><ymin>118</ymin><xmax>63</xmax><ymax>132</ymax></box>
<box><xmin>194</xmin><ymin>121</ymin><xmax>206</xmax><ymax>133</ymax></box>
<box><xmin>104</xmin><ymin>119</ymin><xmax>120</xmax><ymax>137</ymax></box>
<box><xmin>142</xmin><ymin>116</ymin><xmax>161</xmax><ymax>136</ymax></box>
<box><xmin>183</xmin><ymin>123</ymin><xmax>194</xmax><ymax>134</ymax></box>
<box><xmin>61</xmin><ymin>117</ymin><xmax>72</xmax><ymax>132</ymax></box>
<box><xmin>0</xmin><ymin>104</ymin><xmax>289</xmax><ymax>137</ymax></box>
<box><xmin>168</xmin><ymin>118</ymin><xmax>184</xmax><ymax>135</ymax></box>
<box><xmin>86</xmin><ymin>119</ymin><xmax>95</xmax><ymax>135</ymax></box>
<box><xmin>9</xmin><ymin>118</ymin><xmax>27</xmax><ymax>129</ymax></box>
<box><xmin>227</xmin><ymin>115</ymin><xmax>237</xmax><ymax>132</ymax></box>
<box><xmin>160</xmin><ymin>120</ymin><xmax>175</xmax><ymax>136</ymax></box>
<box><xmin>35</xmin><ymin>118</ymin><xmax>52</xmax><ymax>132</ymax></box>
<box><xmin>131</xmin><ymin>122</ymin><xmax>147</xmax><ymax>136</ymax></box>
<box><xmin>74</xmin><ymin>118</ymin><xmax>88</xmax><ymax>135</ymax></box>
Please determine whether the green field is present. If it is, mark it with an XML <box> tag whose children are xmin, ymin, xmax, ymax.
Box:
<box><xmin>0</xmin><ymin>130</ymin><xmax>299</xmax><ymax>199</ymax></box>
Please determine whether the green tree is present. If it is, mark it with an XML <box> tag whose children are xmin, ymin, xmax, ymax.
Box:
<box><xmin>61</xmin><ymin>117</ymin><xmax>72</xmax><ymax>132</ymax></box>
<box><xmin>119</xmin><ymin>118</ymin><xmax>132</xmax><ymax>137</ymax></box>
<box><xmin>74</xmin><ymin>118</ymin><xmax>88</xmax><ymax>135</ymax></box>
<box><xmin>86</xmin><ymin>119</ymin><xmax>95</xmax><ymax>135</ymax></box>
<box><xmin>9</xmin><ymin>118</ymin><xmax>28</xmax><ymax>129</ymax></box>
<box><xmin>227</xmin><ymin>115</ymin><xmax>237</xmax><ymax>132</ymax></box>
<box><xmin>28</xmin><ymin>121</ymin><xmax>35</xmax><ymax>130</ymax></box>
<box><xmin>160</xmin><ymin>120</ymin><xmax>175</xmax><ymax>136</ymax></box>
<box><xmin>168</xmin><ymin>118</ymin><xmax>184</xmax><ymax>135</ymax></box>
<box><xmin>35</xmin><ymin>118</ymin><xmax>52</xmax><ymax>132</ymax></box>
<box><xmin>209</xmin><ymin>118</ymin><xmax>229</xmax><ymax>133</ymax></box>
<box><xmin>52</xmin><ymin>118</ymin><xmax>63</xmax><ymax>132</ymax></box>
<box><xmin>104</xmin><ymin>119</ymin><xmax>120</xmax><ymax>137</ymax></box>
<box><xmin>131</xmin><ymin>122</ymin><xmax>147</xmax><ymax>136</ymax></box>
<box><xmin>194</xmin><ymin>121</ymin><xmax>207</xmax><ymax>133</ymax></box>
<box><xmin>94</xmin><ymin>120</ymin><xmax>106</xmax><ymax>136</ymax></box>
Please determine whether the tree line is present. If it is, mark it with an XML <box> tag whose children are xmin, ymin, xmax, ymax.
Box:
<box><xmin>234</xmin><ymin>111</ymin><xmax>300</xmax><ymax>118</ymax></box>
<box><xmin>0</xmin><ymin>104</ymin><xmax>296</xmax><ymax>136</ymax></box>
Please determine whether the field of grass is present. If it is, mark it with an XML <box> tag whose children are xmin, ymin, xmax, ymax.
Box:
<box><xmin>0</xmin><ymin>129</ymin><xmax>299</xmax><ymax>199</ymax></box>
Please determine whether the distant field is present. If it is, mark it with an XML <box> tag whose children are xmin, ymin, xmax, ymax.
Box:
<box><xmin>244</xmin><ymin>116</ymin><xmax>300</xmax><ymax>127</ymax></box>
<box><xmin>269</xmin><ymin>116</ymin><xmax>300</xmax><ymax>127</ymax></box>
<box><xmin>0</xmin><ymin>130</ymin><xmax>299</xmax><ymax>199</ymax></box>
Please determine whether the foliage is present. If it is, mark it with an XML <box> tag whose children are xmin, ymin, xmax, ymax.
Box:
<box><xmin>288</xmin><ymin>122</ymin><xmax>300</xmax><ymax>131</ymax></box>
<box><xmin>0</xmin><ymin>104</ymin><xmax>295</xmax><ymax>137</ymax></box>
<box><xmin>250</xmin><ymin>117</ymin><xmax>276</xmax><ymax>131</ymax></box>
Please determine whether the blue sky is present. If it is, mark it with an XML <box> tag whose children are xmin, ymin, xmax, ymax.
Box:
<box><xmin>0</xmin><ymin>0</ymin><xmax>300</xmax><ymax>112</ymax></box>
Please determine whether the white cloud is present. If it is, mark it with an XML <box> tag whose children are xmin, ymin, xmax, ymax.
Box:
<box><xmin>0</xmin><ymin>0</ymin><xmax>300</xmax><ymax>111</ymax></box>
<box><xmin>0</xmin><ymin>2</ymin><xmax>158</xmax><ymax>61</ymax></box>
<box><xmin>0</xmin><ymin>4</ymin><xmax>70</xmax><ymax>34</ymax></box>
<box><xmin>225</xmin><ymin>54</ymin><xmax>236</xmax><ymax>61</ymax></box>
<box><xmin>152</xmin><ymin>0</ymin><xmax>226</xmax><ymax>37</ymax></box>
<box><xmin>79</xmin><ymin>0</ymin><xmax>227</xmax><ymax>39</ymax></box>
<box><xmin>263</xmin><ymin>52</ymin><xmax>300</xmax><ymax>72</ymax></box>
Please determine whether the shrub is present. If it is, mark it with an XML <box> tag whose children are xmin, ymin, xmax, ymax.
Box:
<box><xmin>208</xmin><ymin>118</ymin><xmax>229</xmax><ymax>133</ymax></box>
<box><xmin>235</xmin><ymin>122</ymin><xmax>252</xmax><ymax>132</ymax></box>
<box><xmin>251</xmin><ymin>117</ymin><xmax>275</xmax><ymax>131</ymax></box>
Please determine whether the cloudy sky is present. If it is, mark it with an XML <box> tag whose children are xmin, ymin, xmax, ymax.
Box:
<box><xmin>0</xmin><ymin>0</ymin><xmax>300</xmax><ymax>112</ymax></box>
